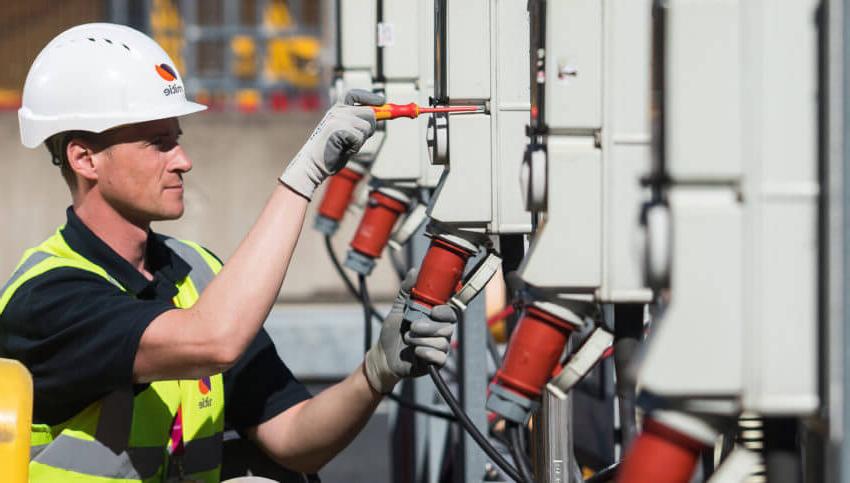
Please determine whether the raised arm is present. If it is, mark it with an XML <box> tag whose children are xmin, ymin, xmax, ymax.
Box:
<box><xmin>133</xmin><ymin>90</ymin><xmax>385</xmax><ymax>383</ymax></box>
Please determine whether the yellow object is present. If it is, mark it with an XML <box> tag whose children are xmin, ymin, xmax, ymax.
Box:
<box><xmin>150</xmin><ymin>0</ymin><xmax>185</xmax><ymax>74</ymax></box>
<box><xmin>0</xmin><ymin>89</ymin><xmax>21</xmax><ymax>108</ymax></box>
<box><xmin>265</xmin><ymin>36</ymin><xmax>321</xmax><ymax>88</ymax></box>
<box><xmin>2</xmin><ymin>233</ymin><xmax>225</xmax><ymax>482</ymax></box>
<box><xmin>264</xmin><ymin>0</ymin><xmax>294</xmax><ymax>29</ymax></box>
<box><xmin>236</xmin><ymin>89</ymin><xmax>262</xmax><ymax>111</ymax></box>
<box><xmin>231</xmin><ymin>35</ymin><xmax>259</xmax><ymax>79</ymax></box>
<box><xmin>0</xmin><ymin>359</ymin><xmax>33</xmax><ymax>483</ymax></box>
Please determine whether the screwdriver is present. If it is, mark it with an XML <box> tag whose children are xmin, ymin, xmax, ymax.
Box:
<box><xmin>371</xmin><ymin>103</ymin><xmax>484</xmax><ymax>121</ymax></box>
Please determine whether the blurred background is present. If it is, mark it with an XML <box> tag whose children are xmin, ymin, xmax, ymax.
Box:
<box><xmin>0</xmin><ymin>2</ymin><xmax>401</xmax><ymax>480</ymax></box>
<box><xmin>0</xmin><ymin>0</ymin><xmax>401</xmax><ymax>302</ymax></box>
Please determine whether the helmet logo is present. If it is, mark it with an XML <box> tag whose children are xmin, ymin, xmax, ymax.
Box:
<box><xmin>155</xmin><ymin>63</ymin><xmax>177</xmax><ymax>82</ymax></box>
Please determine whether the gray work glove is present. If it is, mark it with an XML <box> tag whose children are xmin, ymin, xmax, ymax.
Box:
<box><xmin>364</xmin><ymin>269</ymin><xmax>458</xmax><ymax>394</ymax></box>
<box><xmin>280</xmin><ymin>89</ymin><xmax>384</xmax><ymax>199</ymax></box>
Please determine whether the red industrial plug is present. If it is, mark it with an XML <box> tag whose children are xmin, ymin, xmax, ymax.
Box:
<box><xmin>409</xmin><ymin>235</ymin><xmax>477</xmax><ymax>308</ymax></box>
<box><xmin>486</xmin><ymin>303</ymin><xmax>576</xmax><ymax>423</ymax></box>
<box><xmin>314</xmin><ymin>163</ymin><xmax>367</xmax><ymax>236</ymax></box>
<box><xmin>400</xmin><ymin>233</ymin><xmax>478</xmax><ymax>335</ymax></box>
<box><xmin>617</xmin><ymin>418</ymin><xmax>709</xmax><ymax>483</ymax></box>
<box><xmin>344</xmin><ymin>188</ymin><xmax>410</xmax><ymax>275</ymax></box>
<box><xmin>495</xmin><ymin>305</ymin><xmax>576</xmax><ymax>398</ymax></box>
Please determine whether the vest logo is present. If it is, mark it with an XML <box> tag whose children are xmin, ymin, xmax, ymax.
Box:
<box><xmin>198</xmin><ymin>376</ymin><xmax>211</xmax><ymax>395</ymax></box>
<box><xmin>198</xmin><ymin>376</ymin><xmax>214</xmax><ymax>410</ymax></box>
<box><xmin>155</xmin><ymin>63</ymin><xmax>177</xmax><ymax>81</ymax></box>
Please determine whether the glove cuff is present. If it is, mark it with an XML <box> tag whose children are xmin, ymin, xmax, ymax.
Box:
<box><xmin>364</xmin><ymin>344</ymin><xmax>400</xmax><ymax>395</ymax></box>
<box><xmin>279</xmin><ymin>170</ymin><xmax>317</xmax><ymax>200</ymax></box>
<box><xmin>280</xmin><ymin>150</ymin><xmax>326</xmax><ymax>200</ymax></box>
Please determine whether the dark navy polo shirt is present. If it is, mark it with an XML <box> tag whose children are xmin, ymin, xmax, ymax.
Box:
<box><xmin>0</xmin><ymin>207</ymin><xmax>310</xmax><ymax>431</ymax></box>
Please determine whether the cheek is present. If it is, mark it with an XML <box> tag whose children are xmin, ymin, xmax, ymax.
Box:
<box><xmin>99</xmin><ymin>149</ymin><xmax>155</xmax><ymax>196</ymax></box>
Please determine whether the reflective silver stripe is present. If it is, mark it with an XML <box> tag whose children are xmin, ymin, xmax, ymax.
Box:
<box><xmin>163</xmin><ymin>238</ymin><xmax>216</xmax><ymax>293</ymax></box>
<box><xmin>0</xmin><ymin>250</ymin><xmax>123</xmax><ymax>296</ymax></box>
<box><xmin>30</xmin><ymin>444</ymin><xmax>47</xmax><ymax>460</ymax></box>
<box><xmin>0</xmin><ymin>251</ymin><xmax>51</xmax><ymax>296</ymax></box>
<box><xmin>174</xmin><ymin>433</ymin><xmax>223</xmax><ymax>476</ymax></box>
<box><xmin>31</xmin><ymin>434</ymin><xmax>164</xmax><ymax>479</ymax></box>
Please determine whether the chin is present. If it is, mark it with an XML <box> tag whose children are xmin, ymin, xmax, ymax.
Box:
<box><xmin>151</xmin><ymin>204</ymin><xmax>185</xmax><ymax>221</ymax></box>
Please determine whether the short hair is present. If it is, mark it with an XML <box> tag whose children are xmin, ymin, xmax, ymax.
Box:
<box><xmin>44</xmin><ymin>131</ymin><xmax>105</xmax><ymax>191</ymax></box>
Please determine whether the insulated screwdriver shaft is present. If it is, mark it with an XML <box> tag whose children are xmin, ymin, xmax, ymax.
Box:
<box><xmin>371</xmin><ymin>103</ymin><xmax>482</xmax><ymax>121</ymax></box>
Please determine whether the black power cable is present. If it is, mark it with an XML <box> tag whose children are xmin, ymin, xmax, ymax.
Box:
<box><xmin>357</xmin><ymin>272</ymin><xmax>456</xmax><ymax>422</ymax></box>
<box><xmin>359</xmin><ymin>274</ymin><xmax>372</xmax><ymax>354</ymax></box>
<box><xmin>324</xmin><ymin>235</ymin><xmax>384</xmax><ymax>323</ymax></box>
<box><xmin>428</xmin><ymin>364</ymin><xmax>523</xmax><ymax>482</ymax></box>
<box><xmin>333</xmin><ymin>233</ymin><xmax>519</xmax><ymax>469</ymax></box>
<box><xmin>507</xmin><ymin>422</ymin><xmax>534</xmax><ymax>483</ymax></box>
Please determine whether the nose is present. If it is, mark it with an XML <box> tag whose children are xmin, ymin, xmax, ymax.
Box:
<box><xmin>169</xmin><ymin>145</ymin><xmax>193</xmax><ymax>174</ymax></box>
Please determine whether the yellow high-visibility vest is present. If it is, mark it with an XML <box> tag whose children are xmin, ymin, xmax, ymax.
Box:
<box><xmin>0</xmin><ymin>228</ymin><xmax>225</xmax><ymax>482</ymax></box>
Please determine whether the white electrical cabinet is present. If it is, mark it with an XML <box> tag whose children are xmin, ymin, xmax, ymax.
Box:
<box><xmin>637</xmin><ymin>0</ymin><xmax>820</xmax><ymax>416</ymax></box>
<box><xmin>544</xmin><ymin>0</ymin><xmax>602</xmax><ymax>129</ymax></box>
<box><xmin>338</xmin><ymin>0</ymin><xmax>380</xmax><ymax>161</ymax></box>
<box><xmin>518</xmin><ymin>0</ymin><xmax>653</xmax><ymax>302</ymax></box>
<box><xmin>521</xmin><ymin>138</ymin><xmax>602</xmax><ymax>290</ymax></box>
<box><xmin>428</xmin><ymin>0</ymin><xmax>532</xmax><ymax>235</ymax></box>
<box><xmin>368</xmin><ymin>0</ymin><xmax>442</xmax><ymax>188</ymax></box>
<box><xmin>339</xmin><ymin>0</ymin><xmax>376</xmax><ymax>74</ymax></box>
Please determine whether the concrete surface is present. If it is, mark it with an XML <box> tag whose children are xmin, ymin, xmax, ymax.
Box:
<box><xmin>0</xmin><ymin>111</ymin><xmax>400</xmax><ymax>302</ymax></box>
<box><xmin>266</xmin><ymin>303</ymin><xmax>391</xmax><ymax>380</ymax></box>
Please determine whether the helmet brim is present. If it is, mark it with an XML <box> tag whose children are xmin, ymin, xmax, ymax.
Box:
<box><xmin>19</xmin><ymin>101</ymin><xmax>208</xmax><ymax>148</ymax></box>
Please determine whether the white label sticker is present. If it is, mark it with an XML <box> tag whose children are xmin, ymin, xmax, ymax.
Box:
<box><xmin>377</xmin><ymin>22</ymin><xmax>395</xmax><ymax>47</ymax></box>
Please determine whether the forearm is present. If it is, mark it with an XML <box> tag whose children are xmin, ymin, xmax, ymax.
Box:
<box><xmin>190</xmin><ymin>184</ymin><xmax>307</xmax><ymax>356</ymax></box>
<box><xmin>252</xmin><ymin>363</ymin><xmax>382</xmax><ymax>473</ymax></box>
<box><xmin>135</xmin><ymin>184</ymin><xmax>308</xmax><ymax>381</ymax></box>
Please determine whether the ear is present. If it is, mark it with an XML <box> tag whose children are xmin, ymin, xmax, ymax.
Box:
<box><xmin>66</xmin><ymin>138</ymin><xmax>99</xmax><ymax>182</ymax></box>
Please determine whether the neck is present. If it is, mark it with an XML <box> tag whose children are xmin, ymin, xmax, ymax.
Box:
<box><xmin>73</xmin><ymin>196</ymin><xmax>152</xmax><ymax>278</ymax></box>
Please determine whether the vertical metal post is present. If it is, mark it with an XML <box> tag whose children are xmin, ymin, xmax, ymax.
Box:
<box><xmin>842</xmin><ymin>0</ymin><xmax>850</xmax><ymax>478</ymax></box>
<box><xmin>108</xmin><ymin>0</ymin><xmax>128</xmax><ymax>24</ymax></box>
<box><xmin>180</xmin><ymin>0</ymin><xmax>198</xmax><ymax>95</ymax></box>
<box><xmin>223</xmin><ymin>0</ymin><xmax>238</xmax><ymax>94</ymax></box>
<box><xmin>410</xmin><ymin>227</ymin><xmax>436</xmax><ymax>483</ymax></box>
<box><xmin>257</xmin><ymin>0</ymin><xmax>270</xmax><ymax>91</ymax></box>
<box><xmin>457</xmin><ymin>280</ymin><xmax>488</xmax><ymax>483</ymax></box>
<box><xmin>535</xmin><ymin>390</ymin><xmax>574</xmax><ymax>483</ymax></box>
<box><xmin>827</xmin><ymin>0</ymin><xmax>850</xmax><ymax>481</ymax></box>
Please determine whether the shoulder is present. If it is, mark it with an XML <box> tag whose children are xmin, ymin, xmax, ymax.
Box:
<box><xmin>152</xmin><ymin>233</ymin><xmax>224</xmax><ymax>267</ymax></box>
<box><xmin>1</xmin><ymin>266</ymin><xmax>125</xmax><ymax>334</ymax></box>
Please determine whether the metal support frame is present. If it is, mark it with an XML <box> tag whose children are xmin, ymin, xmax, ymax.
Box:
<box><xmin>828</xmin><ymin>0</ymin><xmax>850</xmax><ymax>481</ymax></box>
<box><xmin>390</xmin><ymin>223</ymin><xmax>452</xmax><ymax>483</ymax></box>
<box><xmin>127</xmin><ymin>0</ymin><xmax>321</xmax><ymax>97</ymax></box>
<box><xmin>457</xmin><ymin>287</ymin><xmax>489</xmax><ymax>483</ymax></box>
<box><xmin>535</xmin><ymin>375</ymin><xmax>575</xmax><ymax>483</ymax></box>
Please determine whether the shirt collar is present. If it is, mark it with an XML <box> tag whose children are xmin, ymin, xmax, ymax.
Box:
<box><xmin>60</xmin><ymin>207</ymin><xmax>191</xmax><ymax>298</ymax></box>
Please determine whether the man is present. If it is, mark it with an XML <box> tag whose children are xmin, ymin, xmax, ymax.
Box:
<box><xmin>1</xmin><ymin>23</ymin><xmax>457</xmax><ymax>482</ymax></box>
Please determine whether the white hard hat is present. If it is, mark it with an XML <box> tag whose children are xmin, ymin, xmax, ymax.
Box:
<box><xmin>18</xmin><ymin>23</ymin><xmax>206</xmax><ymax>148</ymax></box>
